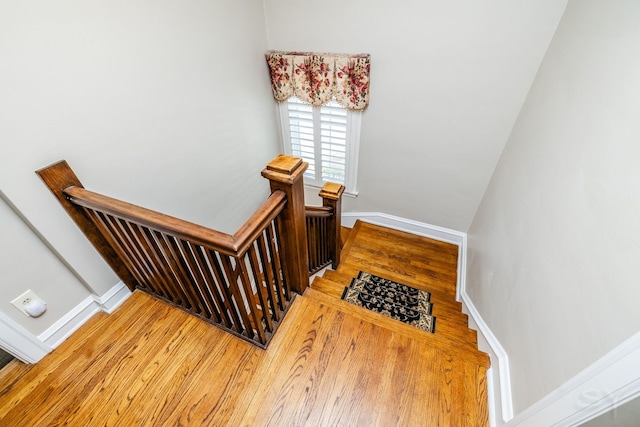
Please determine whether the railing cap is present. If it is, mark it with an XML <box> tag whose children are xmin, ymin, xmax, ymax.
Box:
<box><xmin>319</xmin><ymin>182</ymin><xmax>345</xmax><ymax>200</ymax></box>
<box><xmin>261</xmin><ymin>154</ymin><xmax>308</xmax><ymax>184</ymax></box>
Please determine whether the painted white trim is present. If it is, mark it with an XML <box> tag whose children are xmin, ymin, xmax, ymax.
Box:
<box><xmin>38</xmin><ymin>282</ymin><xmax>131</xmax><ymax>349</ymax></box>
<box><xmin>344</xmin><ymin>109</ymin><xmax>361</xmax><ymax>195</ymax></box>
<box><xmin>341</xmin><ymin>212</ymin><xmax>465</xmax><ymax>246</ymax></box>
<box><xmin>462</xmin><ymin>293</ymin><xmax>514</xmax><ymax>424</ymax></box>
<box><xmin>508</xmin><ymin>331</ymin><xmax>640</xmax><ymax>427</ymax></box>
<box><xmin>37</xmin><ymin>295</ymin><xmax>101</xmax><ymax>349</ymax></box>
<box><xmin>0</xmin><ymin>311</ymin><xmax>52</xmax><ymax>363</ymax></box>
<box><xmin>96</xmin><ymin>280</ymin><xmax>132</xmax><ymax>314</ymax></box>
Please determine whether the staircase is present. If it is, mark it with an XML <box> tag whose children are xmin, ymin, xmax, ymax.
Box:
<box><xmin>230</xmin><ymin>219</ymin><xmax>490</xmax><ymax>425</ymax></box>
<box><xmin>23</xmin><ymin>155</ymin><xmax>490</xmax><ymax>425</ymax></box>
<box><xmin>308</xmin><ymin>220</ymin><xmax>488</xmax><ymax>367</ymax></box>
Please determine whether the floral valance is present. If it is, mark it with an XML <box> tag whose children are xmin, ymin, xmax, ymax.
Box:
<box><xmin>265</xmin><ymin>51</ymin><xmax>371</xmax><ymax>111</ymax></box>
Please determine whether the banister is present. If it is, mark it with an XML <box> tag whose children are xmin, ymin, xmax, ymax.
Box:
<box><xmin>37</xmin><ymin>156</ymin><xmax>308</xmax><ymax>348</ymax></box>
<box><xmin>262</xmin><ymin>155</ymin><xmax>310</xmax><ymax>294</ymax></box>
<box><xmin>304</xmin><ymin>182</ymin><xmax>345</xmax><ymax>274</ymax></box>
<box><xmin>63</xmin><ymin>185</ymin><xmax>287</xmax><ymax>257</ymax></box>
<box><xmin>305</xmin><ymin>206</ymin><xmax>333</xmax><ymax>218</ymax></box>
<box><xmin>231</xmin><ymin>191</ymin><xmax>288</xmax><ymax>255</ymax></box>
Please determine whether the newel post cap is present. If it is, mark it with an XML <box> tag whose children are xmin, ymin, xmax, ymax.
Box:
<box><xmin>318</xmin><ymin>182</ymin><xmax>345</xmax><ymax>200</ymax></box>
<box><xmin>261</xmin><ymin>154</ymin><xmax>308</xmax><ymax>184</ymax></box>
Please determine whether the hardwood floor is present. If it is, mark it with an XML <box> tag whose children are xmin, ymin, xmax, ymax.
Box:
<box><xmin>0</xmin><ymin>221</ymin><xmax>489</xmax><ymax>426</ymax></box>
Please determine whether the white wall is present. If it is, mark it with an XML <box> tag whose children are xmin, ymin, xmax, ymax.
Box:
<box><xmin>263</xmin><ymin>0</ymin><xmax>567</xmax><ymax>232</ymax></box>
<box><xmin>0</xmin><ymin>1</ymin><xmax>279</xmax><ymax>331</ymax></box>
<box><xmin>0</xmin><ymin>193</ymin><xmax>90</xmax><ymax>336</ymax></box>
<box><xmin>466</xmin><ymin>0</ymin><xmax>640</xmax><ymax>415</ymax></box>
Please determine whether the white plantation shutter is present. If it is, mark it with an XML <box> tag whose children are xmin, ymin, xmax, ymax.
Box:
<box><xmin>320</xmin><ymin>101</ymin><xmax>347</xmax><ymax>183</ymax></box>
<box><xmin>279</xmin><ymin>97</ymin><xmax>360</xmax><ymax>194</ymax></box>
<box><xmin>287</xmin><ymin>99</ymin><xmax>316</xmax><ymax>179</ymax></box>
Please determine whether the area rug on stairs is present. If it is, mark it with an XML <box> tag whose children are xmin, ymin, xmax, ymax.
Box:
<box><xmin>341</xmin><ymin>272</ymin><xmax>436</xmax><ymax>333</ymax></box>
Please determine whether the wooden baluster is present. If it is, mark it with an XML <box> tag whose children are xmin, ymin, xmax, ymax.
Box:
<box><xmin>179</xmin><ymin>240</ymin><xmax>217</xmax><ymax>320</ymax></box>
<box><xmin>255</xmin><ymin>231</ymin><xmax>280</xmax><ymax>322</ymax></box>
<box><xmin>246</xmin><ymin>244</ymin><xmax>274</xmax><ymax>331</ymax></box>
<box><xmin>236</xmin><ymin>256</ymin><xmax>268</xmax><ymax>344</ymax></box>
<box><xmin>306</xmin><ymin>216</ymin><xmax>316</xmax><ymax>272</ymax></box>
<box><xmin>146</xmin><ymin>230</ymin><xmax>187</xmax><ymax>305</ymax></box>
<box><xmin>220</xmin><ymin>256</ymin><xmax>254</xmax><ymax>338</ymax></box>
<box><xmin>98</xmin><ymin>214</ymin><xmax>156</xmax><ymax>292</ymax></box>
<box><xmin>190</xmin><ymin>244</ymin><xmax>229</xmax><ymax>326</ymax></box>
<box><xmin>319</xmin><ymin>182</ymin><xmax>345</xmax><ymax>269</ymax></box>
<box><xmin>204</xmin><ymin>249</ymin><xmax>244</xmax><ymax>332</ymax></box>
<box><xmin>266</xmin><ymin>222</ymin><xmax>289</xmax><ymax>307</ymax></box>
<box><xmin>261</xmin><ymin>155</ymin><xmax>309</xmax><ymax>294</ymax></box>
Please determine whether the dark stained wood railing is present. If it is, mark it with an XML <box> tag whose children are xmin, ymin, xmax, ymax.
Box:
<box><xmin>37</xmin><ymin>155</ymin><xmax>310</xmax><ymax>348</ymax></box>
<box><xmin>305</xmin><ymin>182</ymin><xmax>345</xmax><ymax>274</ymax></box>
<box><xmin>306</xmin><ymin>206</ymin><xmax>332</xmax><ymax>274</ymax></box>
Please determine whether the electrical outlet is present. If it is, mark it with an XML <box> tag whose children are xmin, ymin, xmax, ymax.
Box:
<box><xmin>11</xmin><ymin>290</ymin><xmax>46</xmax><ymax>317</ymax></box>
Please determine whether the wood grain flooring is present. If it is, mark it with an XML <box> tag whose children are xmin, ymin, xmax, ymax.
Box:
<box><xmin>0</xmin><ymin>220</ymin><xmax>489</xmax><ymax>426</ymax></box>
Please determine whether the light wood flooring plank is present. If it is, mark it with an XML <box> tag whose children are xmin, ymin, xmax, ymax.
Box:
<box><xmin>0</xmin><ymin>220</ymin><xmax>489</xmax><ymax>426</ymax></box>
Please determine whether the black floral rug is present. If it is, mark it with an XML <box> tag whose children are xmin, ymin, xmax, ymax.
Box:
<box><xmin>341</xmin><ymin>272</ymin><xmax>436</xmax><ymax>333</ymax></box>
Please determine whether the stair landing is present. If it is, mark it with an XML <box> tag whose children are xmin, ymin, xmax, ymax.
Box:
<box><xmin>312</xmin><ymin>220</ymin><xmax>486</xmax><ymax>351</ymax></box>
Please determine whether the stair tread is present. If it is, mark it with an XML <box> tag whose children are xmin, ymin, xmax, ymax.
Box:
<box><xmin>322</xmin><ymin>269</ymin><xmax>470</xmax><ymax>323</ymax></box>
<box><xmin>304</xmin><ymin>286</ymin><xmax>489</xmax><ymax>368</ymax></box>
<box><xmin>312</xmin><ymin>220</ymin><xmax>488</xmax><ymax>369</ymax></box>
<box><xmin>326</xmin><ymin>267</ymin><xmax>459</xmax><ymax>302</ymax></box>
<box><xmin>339</xmin><ymin>260</ymin><xmax>458</xmax><ymax>298</ymax></box>
<box><xmin>338</xmin><ymin>220</ymin><xmax>362</xmax><ymax>262</ymax></box>
<box><xmin>310</xmin><ymin>277</ymin><xmax>478</xmax><ymax>347</ymax></box>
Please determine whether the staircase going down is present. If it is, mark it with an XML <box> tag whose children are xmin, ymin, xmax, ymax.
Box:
<box><xmin>303</xmin><ymin>219</ymin><xmax>491</xmax><ymax>421</ymax></box>
<box><xmin>311</xmin><ymin>220</ymin><xmax>487</xmax><ymax>365</ymax></box>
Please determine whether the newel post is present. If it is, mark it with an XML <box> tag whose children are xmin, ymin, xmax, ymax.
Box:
<box><xmin>36</xmin><ymin>161</ymin><xmax>138</xmax><ymax>290</ymax></box>
<box><xmin>262</xmin><ymin>155</ymin><xmax>310</xmax><ymax>294</ymax></box>
<box><xmin>319</xmin><ymin>182</ymin><xmax>345</xmax><ymax>269</ymax></box>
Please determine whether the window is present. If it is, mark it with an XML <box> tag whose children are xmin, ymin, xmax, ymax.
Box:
<box><xmin>278</xmin><ymin>97</ymin><xmax>361</xmax><ymax>195</ymax></box>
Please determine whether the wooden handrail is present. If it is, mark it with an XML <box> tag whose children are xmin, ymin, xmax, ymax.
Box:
<box><xmin>64</xmin><ymin>186</ymin><xmax>287</xmax><ymax>257</ymax></box>
<box><xmin>37</xmin><ymin>156</ymin><xmax>310</xmax><ymax>348</ymax></box>
<box><xmin>305</xmin><ymin>206</ymin><xmax>333</xmax><ymax>218</ymax></box>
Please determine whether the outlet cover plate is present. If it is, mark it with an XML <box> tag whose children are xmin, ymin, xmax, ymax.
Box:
<box><xmin>11</xmin><ymin>290</ymin><xmax>46</xmax><ymax>317</ymax></box>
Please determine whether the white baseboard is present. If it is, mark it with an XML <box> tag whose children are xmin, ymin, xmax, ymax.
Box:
<box><xmin>342</xmin><ymin>212</ymin><xmax>465</xmax><ymax>246</ymax></box>
<box><xmin>0</xmin><ymin>311</ymin><xmax>52</xmax><ymax>364</ymax></box>
<box><xmin>96</xmin><ymin>280</ymin><xmax>132</xmax><ymax>314</ymax></box>
<box><xmin>462</xmin><ymin>294</ymin><xmax>514</xmax><ymax>425</ymax></box>
<box><xmin>38</xmin><ymin>281</ymin><xmax>131</xmax><ymax>349</ymax></box>
<box><xmin>509</xmin><ymin>331</ymin><xmax>640</xmax><ymax>426</ymax></box>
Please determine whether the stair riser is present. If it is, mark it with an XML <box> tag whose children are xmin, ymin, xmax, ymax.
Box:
<box><xmin>304</xmin><ymin>287</ymin><xmax>489</xmax><ymax>367</ymax></box>
<box><xmin>325</xmin><ymin>268</ymin><xmax>466</xmax><ymax>316</ymax></box>
<box><xmin>311</xmin><ymin>277</ymin><xmax>478</xmax><ymax>348</ymax></box>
